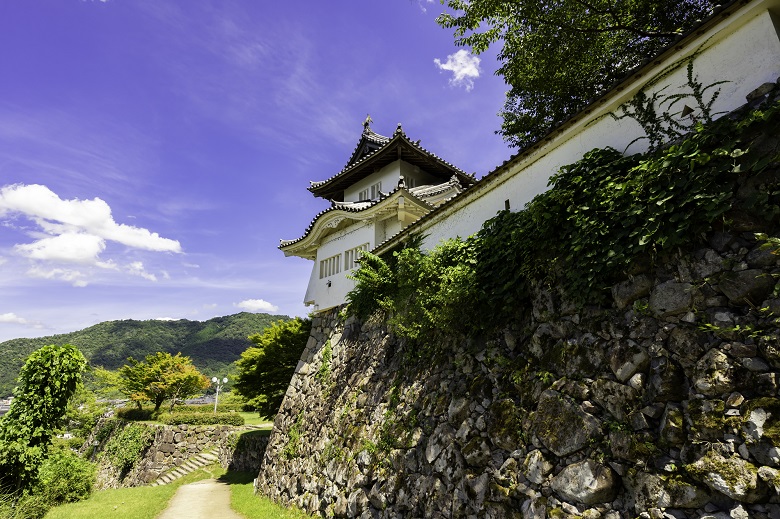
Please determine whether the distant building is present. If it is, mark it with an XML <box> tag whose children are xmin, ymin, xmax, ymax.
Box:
<box><xmin>0</xmin><ymin>397</ymin><xmax>12</xmax><ymax>417</ymax></box>
<box><xmin>280</xmin><ymin>119</ymin><xmax>475</xmax><ymax>311</ymax></box>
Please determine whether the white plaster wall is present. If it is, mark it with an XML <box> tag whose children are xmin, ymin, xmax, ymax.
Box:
<box><xmin>420</xmin><ymin>7</ymin><xmax>780</xmax><ymax>251</ymax></box>
<box><xmin>399</xmin><ymin>161</ymin><xmax>440</xmax><ymax>188</ymax></box>
<box><xmin>344</xmin><ymin>161</ymin><xmax>401</xmax><ymax>202</ymax></box>
<box><xmin>309</xmin><ymin>220</ymin><xmax>375</xmax><ymax>311</ymax></box>
<box><xmin>374</xmin><ymin>217</ymin><xmax>403</xmax><ymax>245</ymax></box>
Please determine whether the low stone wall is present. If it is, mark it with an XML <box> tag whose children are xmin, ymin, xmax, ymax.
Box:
<box><xmin>90</xmin><ymin>420</ymin><xmax>233</xmax><ymax>488</ymax></box>
<box><xmin>218</xmin><ymin>429</ymin><xmax>270</xmax><ymax>473</ymax></box>
<box><xmin>257</xmin><ymin>227</ymin><xmax>780</xmax><ymax>517</ymax></box>
<box><xmin>135</xmin><ymin>424</ymin><xmax>232</xmax><ymax>484</ymax></box>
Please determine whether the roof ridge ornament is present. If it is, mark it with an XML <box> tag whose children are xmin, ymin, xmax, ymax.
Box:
<box><xmin>363</xmin><ymin>114</ymin><xmax>373</xmax><ymax>132</ymax></box>
<box><xmin>394</xmin><ymin>122</ymin><xmax>403</xmax><ymax>135</ymax></box>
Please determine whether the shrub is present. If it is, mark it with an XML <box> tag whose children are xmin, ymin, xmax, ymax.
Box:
<box><xmin>0</xmin><ymin>344</ymin><xmax>87</xmax><ymax>492</ymax></box>
<box><xmin>170</xmin><ymin>403</ymin><xmax>244</xmax><ymax>414</ymax></box>
<box><xmin>115</xmin><ymin>407</ymin><xmax>155</xmax><ymax>421</ymax></box>
<box><xmin>158</xmin><ymin>413</ymin><xmax>244</xmax><ymax>426</ymax></box>
<box><xmin>36</xmin><ymin>449</ymin><xmax>96</xmax><ymax>504</ymax></box>
<box><xmin>0</xmin><ymin>491</ymin><xmax>50</xmax><ymax>519</ymax></box>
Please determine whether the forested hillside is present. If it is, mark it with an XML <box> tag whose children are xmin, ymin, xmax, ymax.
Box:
<box><xmin>0</xmin><ymin>312</ymin><xmax>288</xmax><ymax>396</ymax></box>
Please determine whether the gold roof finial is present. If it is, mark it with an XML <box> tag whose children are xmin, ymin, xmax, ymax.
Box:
<box><xmin>363</xmin><ymin>114</ymin><xmax>373</xmax><ymax>129</ymax></box>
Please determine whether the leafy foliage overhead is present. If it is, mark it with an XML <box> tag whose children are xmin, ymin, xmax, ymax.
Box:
<box><xmin>234</xmin><ymin>318</ymin><xmax>312</xmax><ymax>418</ymax></box>
<box><xmin>0</xmin><ymin>344</ymin><xmax>87</xmax><ymax>492</ymax></box>
<box><xmin>436</xmin><ymin>0</ymin><xmax>714</xmax><ymax>148</ymax></box>
<box><xmin>0</xmin><ymin>312</ymin><xmax>286</xmax><ymax>397</ymax></box>
<box><xmin>118</xmin><ymin>352</ymin><xmax>210</xmax><ymax>412</ymax></box>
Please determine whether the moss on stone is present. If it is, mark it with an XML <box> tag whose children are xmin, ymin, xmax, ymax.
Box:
<box><xmin>741</xmin><ymin>397</ymin><xmax>780</xmax><ymax>443</ymax></box>
<box><xmin>687</xmin><ymin>398</ymin><xmax>725</xmax><ymax>440</ymax></box>
<box><xmin>685</xmin><ymin>450</ymin><xmax>765</xmax><ymax>502</ymax></box>
<box><xmin>487</xmin><ymin>399</ymin><xmax>521</xmax><ymax>438</ymax></box>
<box><xmin>548</xmin><ymin>507</ymin><xmax>576</xmax><ymax>519</ymax></box>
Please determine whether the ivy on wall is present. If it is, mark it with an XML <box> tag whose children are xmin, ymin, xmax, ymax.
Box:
<box><xmin>99</xmin><ymin>421</ymin><xmax>155</xmax><ymax>475</ymax></box>
<box><xmin>347</xmin><ymin>96</ymin><xmax>780</xmax><ymax>341</ymax></box>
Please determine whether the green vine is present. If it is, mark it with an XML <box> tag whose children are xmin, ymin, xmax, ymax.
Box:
<box><xmin>347</xmin><ymin>97</ymin><xmax>780</xmax><ymax>343</ymax></box>
<box><xmin>101</xmin><ymin>421</ymin><xmax>154</xmax><ymax>475</ymax></box>
<box><xmin>282</xmin><ymin>411</ymin><xmax>304</xmax><ymax>460</ymax></box>
<box><xmin>611</xmin><ymin>59</ymin><xmax>728</xmax><ymax>151</ymax></box>
<box><xmin>316</xmin><ymin>340</ymin><xmax>332</xmax><ymax>384</ymax></box>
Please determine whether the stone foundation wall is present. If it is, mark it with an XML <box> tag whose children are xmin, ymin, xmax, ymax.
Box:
<box><xmin>256</xmin><ymin>227</ymin><xmax>780</xmax><ymax>518</ymax></box>
<box><xmin>219</xmin><ymin>429</ymin><xmax>270</xmax><ymax>473</ymax></box>
<box><xmin>91</xmin><ymin>420</ymin><xmax>232</xmax><ymax>488</ymax></box>
<box><xmin>134</xmin><ymin>424</ymin><xmax>232</xmax><ymax>484</ymax></box>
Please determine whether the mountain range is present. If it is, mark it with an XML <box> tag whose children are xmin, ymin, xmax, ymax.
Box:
<box><xmin>0</xmin><ymin>312</ymin><xmax>288</xmax><ymax>397</ymax></box>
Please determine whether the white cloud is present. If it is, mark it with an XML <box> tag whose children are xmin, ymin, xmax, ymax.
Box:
<box><xmin>14</xmin><ymin>233</ymin><xmax>106</xmax><ymax>264</ymax></box>
<box><xmin>0</xmin><ymin>184</ymin><xmax>181</xmax><ymax>253</ymax></box>
<box><xmin>153</xmin><ymin>317</ymin><xmax>178</xmax><ymax>321</ymax></box>
<box><xmin>127</xmin><ymin>261</ymin><xmax>157</xmax><ymax>282</ymax></box>
<box><xmin>0</xmin><ymin>313</ymin><xmax>28</xmax><ymax>324</ymax></box>
<box><xmin>415</xmin><ymin>0</ymin><xmax>434</xmax><ymax>12</ymax></box>
<box><xmin>0</xmin><ymin>184</ymin><xmax>181</xmax><ymax>284</ymax></box>
<box><xmin>434</xmin><ymin>50</ymin><xmax>481</xmax><ymax>91</ymax></box>
<box><xmin>0</xmin><ymin>312</ymin><xmax>44</xmax><ymax>331</ymax></box>
<box><xmin>26</xmin><ymin>265</ymin><xmax>89</xmax><ymax>287</ymax></box>
<box><xmin>235</xmin><ymin>298</ymin><xmax>279</xmax><ymax>313</ymax></box>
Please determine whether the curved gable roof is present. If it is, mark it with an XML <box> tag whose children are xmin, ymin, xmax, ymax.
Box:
<box><xmin>279</xmin><ymin>187</ymin><xmax>434</xmax><ymax>259</ymax></box>
<box><xmin>308</xmin><ymin>121</ymin><xmax>475</xmax><ymax>201</ymax></box>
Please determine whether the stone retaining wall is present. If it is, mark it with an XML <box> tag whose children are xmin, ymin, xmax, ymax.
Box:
<box><xmin>90</xmin><ymin>420</ymin><xmax>232</xmax><ymax>488</ymax></box>
<box><xmin>135</xmin><ymin>424</ymin><xmax>232</xmax><ymax>485</ymax></box>
<box><xmin>256</xmin><ymin>226</ymin><xmax>780</xmax><ymax>518</ymax></box>
<box><xmin>218</xmin><ymin>429</ymin><xmax>270</xmax><ymax>473</ymax></box>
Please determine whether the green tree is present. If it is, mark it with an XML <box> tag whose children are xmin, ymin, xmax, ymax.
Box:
<box><xmin>117</xmin><ymin>352</ymin><xmax>209</xmax><ymax>412</ymax></box>
<box><xmin>234</xmin><ymin>318</ymin><xmax>312</xmax><ymax>418</ymax></box>
<box><xmin>436</xmin><ymin>0</ymin><xmax>713</xmax><ymax>148</ymax></box>
<box><xmin>0</xmin><ymin>344</ymin><xmax>87</xmax><ymax>493</ymax></box>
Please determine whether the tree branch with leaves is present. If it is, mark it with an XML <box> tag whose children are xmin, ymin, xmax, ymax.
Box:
<box><xmin>234</xmin><ymin>318</ymin><xmax>311</xmax><ymax>418</ymax></box>
<box><xmin>117</xmin><ymin>352</ymin><xmax>209</xmax><ymax>412</ymax></box>
<box><xmin>436</xmin><ymin>0</ymin><xmax>715</xmax><ymax>148</ymax></box>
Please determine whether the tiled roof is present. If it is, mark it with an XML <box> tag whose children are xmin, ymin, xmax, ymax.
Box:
<box><xmin>308</xmin><ymin>121</ymin><xmax>475</xmax><ymax>199</ymax></box>
<box><xmin>280</xmin><ymin>174</ymin><xmax>469</xmax><ymax>252</ymax></box>
<box><xmin>409</xmin><ymin>176</ymin><xmax>463</xmax><ymax>199</ymax></box>
<box><xmin>371</xmin><ymin>182</ymin><xmax>475</xmax><ymax>253</ymax></box>
<box><xmin>279</xmin><ymin>186</ymin><xmax>434</xmax><ymax>250</ymax></box>
<box><xmin>341</xmin><ymin>124</ymin><xmax>391</xmax><ymax>170</ymax></box>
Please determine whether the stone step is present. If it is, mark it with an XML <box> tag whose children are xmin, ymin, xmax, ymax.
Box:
<box><xmin>149</xmin><ymin>448</ymin><xmax>220</xmax><ymax>487</ymax></box>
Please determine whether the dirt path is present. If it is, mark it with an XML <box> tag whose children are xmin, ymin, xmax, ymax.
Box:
<box><xmin>156</xmin><ymin>479</ymin><xmax>244</xmax><ymax>519</ymax></box>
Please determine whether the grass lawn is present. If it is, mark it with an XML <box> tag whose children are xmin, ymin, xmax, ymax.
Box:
<box><xmin>220</xmin><ymin>471</ymin><xmax>313</xmax><ymax>519</ymax></box>
<box><xmin>44</xmin><ymin>464</ymin><xmax>312</xmax><ymax>519</ymax></box>
<box><xmin>238</xmin><ymin>412</ymin><xmax>273</xmax><ymax>428</ymax></box>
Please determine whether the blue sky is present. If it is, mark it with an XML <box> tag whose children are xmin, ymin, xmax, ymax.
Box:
<box><xmin>0</xmin><ymin>0</ymin><xmax>511</xmax><ymax>342</ymax></box>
